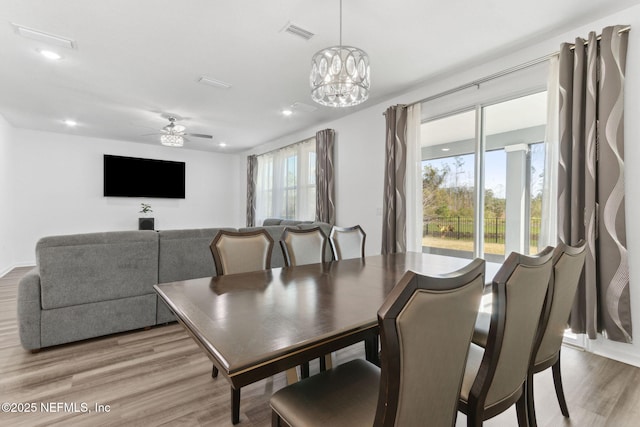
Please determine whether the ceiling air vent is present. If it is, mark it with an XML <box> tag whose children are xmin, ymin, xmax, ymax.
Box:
<box><xmin>282</xmin><ymin>22</ymin><xmax>314</xmax><ymax>41</ymax></box>
<box><xmin>12</xmin><ymin>23</ymin><xmax>76</xmax><ymax>49</ymax></box>
<box><xmin>197</xmin><ymin>76</ymin><xmax>232</xmax><ymax>89</ymax></box>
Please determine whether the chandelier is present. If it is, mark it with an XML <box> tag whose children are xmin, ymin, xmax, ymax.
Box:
<box><xmin>160</xmin><ymin>133</ymin><xmax>184</xmax><ymax>147</ymax></box>
<box><xmin>310</xmin><ymin>0</ymin><xmax>370</xmax><ymax>107</ymax></box>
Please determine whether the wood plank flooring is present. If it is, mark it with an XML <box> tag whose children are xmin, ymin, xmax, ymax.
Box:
<box><xmin>2</xmin><ymin>267</ymin><xmax>640</xmax><ymax>426</ymax></box>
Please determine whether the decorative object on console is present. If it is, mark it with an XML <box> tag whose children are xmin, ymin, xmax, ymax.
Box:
<box><xmin>139</xmin><ymin>203</ymin><xmax>154</xmax><ymax>230</ymax></box>
<box><xmin>139</xmin><ymin>203</ymin><xmax>153</xmax><ymax>215</ymax></box>
<box><xmin>310</xmin><ymin>0</ymin><xmax>370</xmax><ymax>108</ymax></box>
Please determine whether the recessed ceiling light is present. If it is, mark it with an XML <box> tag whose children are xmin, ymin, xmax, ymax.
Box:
<box><xmin>38</xmin><ymin>49</ymin><xmax>62</xmax><ymax>60</ymax></box>
<box><xmin>441</xmin><ymin>148</ymin><xmax>450</xmax><ymax>152</ymax></box>
<box><xmin>282</xmin><ymin>109</ymin><xmax>293</xmax><ymax>116</ymax></box>
<box><xmin>63</xmin><ymin>119</ymin><xmax>77</xmax><ymax>127</ymax></box>
<box><xmin>219</xmin><ymin>142</ymin><xmax>227</xmax><ymax>148</ymax></box>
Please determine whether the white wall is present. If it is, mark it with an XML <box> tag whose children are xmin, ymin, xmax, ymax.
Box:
<box><xmin>10</xmin><ymin>129</ymin><xmax>243</xmax><ymax>265</ymax></box>
<box><xmin>243</xmin><ymin>107</ymin><xmax>387</xmax><ymax>258</ymax></box>
<box><xmin>244</xmin><ymin>5</ymin><xmax>640</xmax><ymax>365</ymax></box>
<box><xmin>0</xmin><ymin>114</ymin><xmax>15</xmax><ymax>275</ymax></box>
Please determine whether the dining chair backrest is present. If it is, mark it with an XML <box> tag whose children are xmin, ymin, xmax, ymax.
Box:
<box><xmin>280</xmin><ymin>227</ymin><xmax>327</xmax><ymax>267</ymax></box>
<box><xmin>329</xmin><ymin>225</ymin><xmax>366</xmax><ymax>260</ymax></box>
<box><xmin>471</xmin><ymin>247</ymin><xmax>554</xmax><ymax>409</ymax></box>
<box><xmin>209</xmin><ymin>229</ymin><xmax>274</xmax><ymax>275</ymax></box>
<box><xmin>535</xmin><ymin>240</ymin><xmax>587</xmax><ymax>366</ymax></box>
<box><xmin>374</xmin><ymin>258</ymin><xmax>485</xmax><ymax>426</ymax></box>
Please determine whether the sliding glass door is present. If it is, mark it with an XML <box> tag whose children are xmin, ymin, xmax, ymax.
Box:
<box><xmin>421</xmin><ymin>91</ymin><xmax>547</xmax><ymax>262</ymax></box>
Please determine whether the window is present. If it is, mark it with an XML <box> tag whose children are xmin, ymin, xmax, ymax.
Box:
<box><xmin>255</xmin><ymin>138</ymin><xmax>316</xmax><ymax>223</ymax></box>
<box><xmin>421</xmin><ymin>91</ymin><xmax>547</xmax><ymax>263</ymax></box>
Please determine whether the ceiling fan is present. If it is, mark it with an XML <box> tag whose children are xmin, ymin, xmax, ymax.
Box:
<box><xmin>149</xmin><ymin>117</ymin><xmax>213</xmax><ymax>147</ymax></box>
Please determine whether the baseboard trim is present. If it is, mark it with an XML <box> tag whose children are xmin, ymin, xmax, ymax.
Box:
<box><xmin>0</xmin><ymin>262</ymin><xmax>35</xmax><ymax>279</ymax></box>
<box><xmin>589</xmin><ymin>347</ymin><xmax>640</xmax><ymax>368</ymax></box>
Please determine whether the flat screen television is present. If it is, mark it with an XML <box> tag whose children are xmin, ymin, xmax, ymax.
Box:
<box><xmin>103</xmin><ymin>155</ymin><xmax>185</xmax><ymax>198</ymax></box>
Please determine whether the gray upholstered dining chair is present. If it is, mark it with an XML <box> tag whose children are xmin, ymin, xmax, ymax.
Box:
<box><xmin>458</xmin><ymin>246</ymin><xmax>554</xmax><ymax>427</ymax></box>
<box><xmin>210</xmin><ymin>228</ymin><xmax>274</xmax><ymax>276</ymax></box>
<box><xmin>470</xmin><ymin>241</ymin><xmax>586</xmax><ymax>426</ymax></box>
<box><xmin>328</xmin><ymin>224</ymin><xmax>378</xmax><ymax>367</ymax></box>
<box><xmin>526</xmin><ymin>240</ymin><xmax>586</xmax><ymax>425</ymax></box>
<box><xmin>329</xmin><ymin>225</ymin><xmax>366</xmax><ymax>260</ymax></box>
<box><xmin>280</xmin><ymin>226</ymin><xmax>328</xmax><ymax>376</ymax></box>
<box><xmin>209</xmin><ymin>229</ymin><xmax>274</xmax><ymax>379</ymax></box>
<box><xmin>280</xmin><ymin>226</ymin><xmax>327</xmax><ymax>267</ymax></box>
<box><xmin>270</xmin><ymin>258</ymin><xmax>486</xmax><ymax>427</ymax></box>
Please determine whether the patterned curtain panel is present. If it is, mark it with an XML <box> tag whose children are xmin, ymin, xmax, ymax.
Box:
<box><xmin>558</xmin><ymin>25</ymin><xmax>631</xmax><ymax>343</ymax></box>
<box><xmin>316</xmin><ymin>129</ymin><xmax>336</xmax><ymax>225</ymax></box>
<box><xmin>381</xmin><ymin>105</ymin><xmax>407</xmax><ymax>254</ymax></box>
<box><xmin>246</xmin><ymin>155</ymin><xmax>257</xmax><ymax>227</ymax></box>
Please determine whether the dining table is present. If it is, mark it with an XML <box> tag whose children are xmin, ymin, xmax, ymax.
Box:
<box><xmin>154</xmin><ymin>251</ymin><xmax>501</xmax><ymax>424</ymax></box>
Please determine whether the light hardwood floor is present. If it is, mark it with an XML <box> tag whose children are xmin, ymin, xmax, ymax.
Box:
<box><xmin>1</xmin><ymin>267</ymin><xmax>640</xmax><ymax>426</ymax></box>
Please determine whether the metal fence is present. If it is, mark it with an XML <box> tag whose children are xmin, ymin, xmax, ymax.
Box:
<box><xmin>424</xmin><ymin>217</ymin><xmax>541</xmax><ymax>247</ymax></box>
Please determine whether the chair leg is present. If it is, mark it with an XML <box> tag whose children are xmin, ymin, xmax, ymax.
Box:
<box><xmin>466</xmin><ymin>411</ymin><xmax>482</xmax><ymax>427</ymax></box>
<box><xmin>272</xmin><ymin>410</ymin><xmax>282</xmax><ymax>427</ymax></box>
<box><xmin>231</xmin><ymin>386</ymin><xmax>241</xmax><ymax>424</ymax></box>
<box><xmin>212</xmin><ymin>365</ymin><xmax>219</xmax><ymax>378</ymax></box>
<box><xmin>552</xmin><ymin>355</ymin><xmax>570</xmax><ymax>417</ymax></box>
<box><xmin>365</xmin><ymin>333</ymin><xmax>380</xmax><ymax>366</ymax></box>
<box><xmin>526</xmin><ymin>373</ymin><xmax>537</xmax><ymax>427</ymax></box>
<box><xmin>515</xmin><ymin>386</ymin><xmax>528</xmax><ymax>427</ymax></box>
<box><xmin>300</xmin><ymin>361</ymin><xmax>310</xmax><ymax>379</ymax></box>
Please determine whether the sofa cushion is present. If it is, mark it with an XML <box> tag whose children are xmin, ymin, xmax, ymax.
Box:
<box><xmin>40</xmin><ymin>294</ymin><xmax>157</xmax><ymax>347</ymax></box>
<box><xmin>37</xmin><ymin>231</ymin><xmax>159</xmax><ymax>310</ymax></box>
<box><xmin>281</xmin><ymin>219</ymin><xmax>312</xmax><ymax>226</ymax></box>
<box><xmin>158</xmin><ymin>227</ymin><xmax>236</xmax><ymax>283</ymax></box>
<box><xmin>262</xmin><ymin>218</ymin><xmax>284</xmax><ymax>226</ymax></box>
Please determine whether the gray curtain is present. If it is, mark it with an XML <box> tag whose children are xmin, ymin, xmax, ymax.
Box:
<box><xmin>246</xmin><ymin>155</ymin><xmax>257</xmax><ymax>227</ymax></box>
<box><xmin>316</xmin><ymin>129</ymin><xmax>336</xmax><ymax>225</ymax></box>
<box><xmin>558</xmin><ymin>25</ymin><xmax>631</xmax><ymax>343</ymax></box>
<box><xmin>381</xmin><ymin>105</ymin><xmax>407</xmax><ymax>254</ymax></box>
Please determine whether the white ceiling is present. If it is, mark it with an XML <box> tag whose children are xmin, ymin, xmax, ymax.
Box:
<box><xmin>0</xmin><ymin>0</ymin><xmax>638</xmax><ymax>153</ymax></box>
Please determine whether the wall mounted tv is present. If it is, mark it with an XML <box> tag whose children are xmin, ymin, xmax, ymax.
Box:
<box><xmin>103</xmin><ymin>155</ymin><xmax>185</xmax><ymax>199</ymax></box>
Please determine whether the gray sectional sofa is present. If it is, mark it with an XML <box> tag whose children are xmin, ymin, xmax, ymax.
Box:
<box><xmin>17</xmin><ymin>219</ymin><xmax>332</xmax><ymax>351</ymax></box>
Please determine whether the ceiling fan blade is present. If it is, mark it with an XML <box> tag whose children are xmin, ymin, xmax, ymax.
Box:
<box><xmin>188</xmin><ymin>133</ymin><xmax>213</xmax><ymax>139</ymax></box>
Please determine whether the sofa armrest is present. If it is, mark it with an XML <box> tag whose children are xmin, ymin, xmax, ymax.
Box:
<box><xmin>17</xmin><ymin>267</ymin><xmax>42</xmax><ymax>350</ymax></box>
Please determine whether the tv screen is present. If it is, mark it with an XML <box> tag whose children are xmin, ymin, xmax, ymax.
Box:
<box><xmin>103</xmin><ymin>155</ymin><xmax>185</xmax><ymax>198</ymax></box>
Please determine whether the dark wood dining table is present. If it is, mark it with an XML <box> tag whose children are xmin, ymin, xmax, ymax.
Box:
<box><xmin>154</xmin><ymin>251</ymin><xmax>501</xmax><ymax>424</ymax></box>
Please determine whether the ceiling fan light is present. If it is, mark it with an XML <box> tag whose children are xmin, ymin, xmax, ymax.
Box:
<box><xmin>160</xmin><ymin>134</ymin><xmax>184</xmax><ymax>147</ymax></box>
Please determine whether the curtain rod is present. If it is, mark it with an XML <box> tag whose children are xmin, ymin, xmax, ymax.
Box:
<box><xmin>255</xmin><ymin>135</ymin><xmax>315</xmax><ymax>158</ymax></box>
<box><xmin>403</xmin><ymin>25</ymin><xmax>631</xmax><ymax>108</ymax></box>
